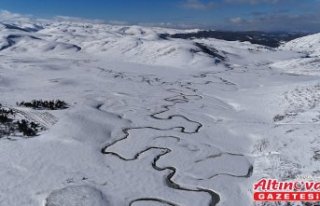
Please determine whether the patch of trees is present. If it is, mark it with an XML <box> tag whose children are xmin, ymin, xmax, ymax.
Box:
<box><xmin>0</xmin><ymin>104</ymin><xmax>41</xmax><ymax>138</ymax></box>
<box><xmin>16</xmin><ymin>120</ymin><xmax>40</xmax><ymax>136</ymax></box>
<box><xmin>17</xmin><ymin>99</ymin><xmax>68</xmax><ymax>110</ymax></box>
<box><xmin>0</xmin><ymin>104</ymin><xmax>15</xmax><ymax>137</ymax></box>
<box><xmin>273</xmin><ymin>114</ymin><xmax>285</xmax><ymax>122</ymax></box>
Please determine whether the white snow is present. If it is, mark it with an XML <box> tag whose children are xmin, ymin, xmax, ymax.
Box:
<box><xmin>46</xmin><ymin>185</ymin><xmax>109</xmax><ymax>206</ymax></box>
<box><xmin>283</xmin><ymin>33</ymin><xmax>320</xmax><ymax>57</ymax></box>
<box><xmin>0</xmin><ymin>12</ymin><xmax>319</xmax><ymax>206</ymax></box>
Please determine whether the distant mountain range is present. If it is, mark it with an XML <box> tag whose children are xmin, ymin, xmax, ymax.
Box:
<box><xmin>160</xmin><ymin>31</ymin><xmax>307</xmax><ymax>47</ymax></box>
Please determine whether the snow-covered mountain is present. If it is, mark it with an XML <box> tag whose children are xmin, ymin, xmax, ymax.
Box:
<box><xmin>0</xmin><ymin>12</ymin><xmax>319</xmax><ymax>206</ymax></box>
<box><xmin>283</xmin><ymin>33</ymin><xmax>320</xmax><ymax>57</ymax></box>
<box><xmin>271</xmin><ymin>33</ymin><xmax>320</xmax><ymax>76</ymax></box>
<box><xmin>0</xmin><ymin>21</ymin><xmax>226</xmax><ymax>68</ymax></box>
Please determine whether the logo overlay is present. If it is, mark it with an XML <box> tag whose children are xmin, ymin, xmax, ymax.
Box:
<box><xmin>253</xmin><ymin>178</ymin><xmax>320</xmax><ymax>202</ymax></box>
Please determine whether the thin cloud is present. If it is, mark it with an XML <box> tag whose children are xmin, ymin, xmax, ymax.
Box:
<box><xmin>224</xmin><ymin>0</ymin><xmax>282</xmax><ymax>4</ymax></box>
<box><xmin>54</xmin><ymin>16</ymin><xmax>105</xmax><ymax>24</ymax></box>
<box><xmin>226</xmin><ymin>11</ymin><xmax>320</xmax><ymax>32</ymax></box>
<box><xmin>230</xmin><ymin>17</ymin><xmax>244</xmax><ymax>23</ymax></box>
<box><xmin>0</xmin><ymin>10</ymin><xmax>32</xmax><ymax>22</ymax></box>
<box><xmin>181</xmin><ymin>0</ymin><xmax>215</xmax><ymax>10</ymax></box>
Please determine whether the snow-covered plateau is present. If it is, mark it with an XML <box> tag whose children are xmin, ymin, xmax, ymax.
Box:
<box><xmin>0</xmin><ymin>12</ymin><xmax>319</xmax><ymax>206</ymax></box>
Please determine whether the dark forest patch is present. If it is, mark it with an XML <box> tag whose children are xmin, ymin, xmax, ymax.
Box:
<box><xmin>17</xmin><ymin>99</ymin><xmax>68</xmax><ymax>110</ymax></box>
<box><xmin>0</xmin><ymin>104</ymin><xmax>42</xmax><ymax>138</ymax></box>
<box><xmin>160</xmin><ymin>31</ymin><xmax>305</xmax><ymax>47</ymax></box>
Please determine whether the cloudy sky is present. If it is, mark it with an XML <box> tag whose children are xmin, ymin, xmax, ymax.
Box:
<box><xmin>0</xmin><ymin>0</ymin><xmax>319</xmax><ymax>32</ymax></box>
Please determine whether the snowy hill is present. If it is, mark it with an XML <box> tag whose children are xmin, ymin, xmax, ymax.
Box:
<box><xmin>0</xmin><ymin>11</ymin><xmax>319</xmax><ymax>206</ymax></box>
<box><xmin>283</xmin><ymin>33</ymin><xmax>320</xmax><ymax>57</ymax></box>
<box><xmin>0</xmin><ymin>20</ymin><xmax>300</xmax><ymax>69</ymax></box>
<box><xmin>271</xmin><ymin>33</ymin><xmax>320</xmax><ymax>76</ymax></box>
